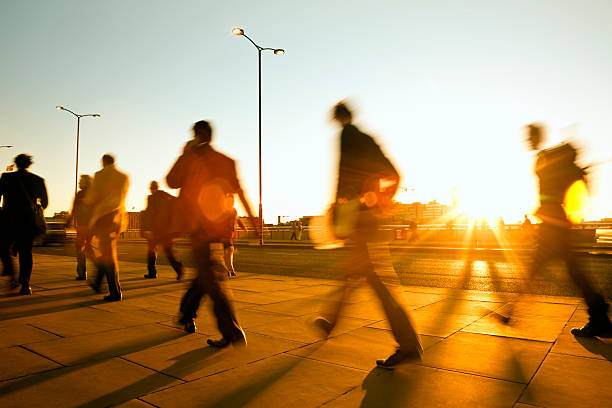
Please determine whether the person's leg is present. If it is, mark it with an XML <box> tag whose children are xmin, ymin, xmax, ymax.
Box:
<box><xmin>224</xmin><ymin>245</ymin><xmax>236</xmax><ymax>277</ymax></box>
<box><xmin>163</xmin><ymin>239</ymin><xmax>183</xmax><ymax>279</ymax></box>
<box><xmin>15</xmin><ymin>233</ymin><xmax>34</xmax><ymax>294</ymax></box>
<box><xmin>145</xmin><ymin>239</ymin><xmax>158</xmax><ymax>278</ymax></box>
<box><xmin>75</xmin><ymin>229</ymin><xmax>87</xmax><ymax>279</ymax></box>
<box><xmin>0</xmin><ymin>234</ymin><xmax>15</xmax><ymax>282</ymax></box>
<box><xmin>97</xmin><ymin>231</ymin><xmax>121</xmax><ymax>300</ymax></box>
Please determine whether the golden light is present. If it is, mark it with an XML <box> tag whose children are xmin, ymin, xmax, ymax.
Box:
<box><xmin>563</xmin><ymin>179</ymin><xmax>589</xmax><ymax>224</ymax></box>
<box><xmin>274</xmin><ymin>49</ymin><xmax>285</xmax><ymax>55</ymax></box>
<box><xmin>56</xmin><ymin>105</ymin><xmax>64</xmax><ymax>110</ymax></box>
<box><xmin>93</xmin><ymin>114</ymin><xmax>101</xmax><ymax>118</ymax></box>
<box><xmin>232</xmin><ymin>27</ymin><xmax>244</xmax><ymax>36</ymax></box>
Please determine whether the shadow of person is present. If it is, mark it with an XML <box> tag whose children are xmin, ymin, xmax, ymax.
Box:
<box><xmin>575</xmin><ymin>336</ymin><xmax>612</xmax><ymax>362</ymax></box>
<box><xmin>359</xmin><ymin>366</ymin><xmax>422</xmax><ymax>407</ymax></box>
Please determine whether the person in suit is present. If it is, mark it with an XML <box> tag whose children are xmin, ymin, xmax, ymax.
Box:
<box><xmin>167</xmin><ymin>120</ymin><xmax>258</xmax><ymax>347</ymax></box>
<box><xmin>142</xmin><ymin>180</ymin><xmax>183</xmax><ymax>279</ymax></box>
<box><xmin>314</xmin><ymin>102</ymin><xmax>422</xmax><ymax>368</ymax></box>
<box><xmin>66</xmin><ymin>175</ymin><xmax>93</xmax><ymax>280</ymax></box>
<box><xmin>0</xmin><ymin>154</ymin><xmax>48</xmax><ymax>295</ymax></box>
<box><xmin>223</xmin><ymin>197</ymin><xmax>246</xmax><ymax>278</ymax></box>
<box><xmin>85</xmin><ymin>154</ymin><xmax>129</xmax><ymax>301</ymax></box>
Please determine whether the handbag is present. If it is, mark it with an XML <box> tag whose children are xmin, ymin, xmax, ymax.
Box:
<box><xmin>17</xmin><ymin>176</ymin><xmax>47</xmax><ymax>236</ymax></box>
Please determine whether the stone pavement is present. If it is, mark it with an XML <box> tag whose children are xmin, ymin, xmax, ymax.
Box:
<box><xmin>0</xmin><ymin>254</ymin><xmax>611</xmax><ymax>407</ymax></box>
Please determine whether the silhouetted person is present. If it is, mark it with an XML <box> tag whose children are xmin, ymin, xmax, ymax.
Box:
<box><xmin>67</xmin><ymin>175</ymin><xmax>93</xmax><ymax>280</ymax></box>
<box><xmin>297</xmin><ymin>219</ymin><xmax>303</xmax><ymax>240</ymax></box>
<box><xmin>223</xmin><ymin>197</ymin><xmax>246</xmax><ymax>278</ymax></box>
<box><xmin>525</xmin><ymin>123</ymin><xmax>612</xmax><ymax>337</ymax></box>
<box><xmin>289</xmin><ymin>220</ymin><xmax>298</xmax><ymax>240</ymax></box>
<box><xmin>167</xmin><ymin>120</ymin><xmax>258</xmax><ymax>347</ymax></box>
<box><xmin>0</xmin><ymin>154</ymin><xmax>48</xmax><ymax>294</ymax></box>
<box><xmin>314</xmin><ymin>102</ymin><xmax>422</xmax><ymax>368</ymax></box>
<box><xmin>85</xmin><ymin>154</ymin><xmax>129</xmax><ymax>302</ymax></box>
<box><xmin>142</xmin><ymin>181</ymin><xmax>183</xmax><ymax>280</ymax></box>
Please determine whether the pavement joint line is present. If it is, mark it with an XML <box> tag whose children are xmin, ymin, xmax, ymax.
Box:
<box><xmin>549</xmin><ymin>350</ymin><xmax>612</xmax><ymax>361</ymax></box>
<box><xmin>319</xmin><ymin>384</ymin><xmax>361</xmax><ymax>407</ymax></box>
<box><xmin>26</xmin><ymin>323</ymin><xmax>65</xmax><ymax>339</ymax></box>
<box><xmin>117</xmin><ymin>356</ymin><xmax>188</xmax><ymax>384</ymax></box>
<box><xmin>135</xmin><ymin>397</ymin><xmax>162</xmax><ymax>408</ymax></box>
<box><xmin>413</xmin><ymin>360</ymin><xmax>533</xmax><ymax>386</ymax></box>
<box><xmin>19</xmin><ymin>344</ymin><xmax>66</xmax><ymax>368</ymax></box>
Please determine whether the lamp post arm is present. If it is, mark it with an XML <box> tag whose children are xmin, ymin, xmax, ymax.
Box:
<box><xmin>61</xmin><ymin>107</ymin><xmax>79</xmax><ymax>117</ymax></box>
<box><xmin>241</xmin><ymin>33</ymin><xmax>263</xmax><ymax>50</ymax></box>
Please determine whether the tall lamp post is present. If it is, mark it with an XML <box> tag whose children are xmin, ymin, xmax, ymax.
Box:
<box><xmin>232</xmin><ymin>27</ymin><xmax>284</xmax><ymax>245</ymax></box>
<box><xmin>56</xmin><ymin>106</ymin><xmax>101</xmax><ymax>198</ymax></box>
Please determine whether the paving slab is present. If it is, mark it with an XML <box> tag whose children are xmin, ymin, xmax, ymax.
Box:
<box><xmin>289</xmin><ymin>327</ymin><xmax>441</xmax><ymax>371</ymax></box>
<box><xmin>124</xmin><ymin>331</ymin><xmax>305</xmax><ymax>382</ymax></box>
<box><xmin>550</xmin><ymin>325</ymin><xmax>612</xmax><ymax>360</ymax></box>
<box><xmin>0</xmin><ymin>357</ymin><xmax>183</xmax><ymax>408</ymax></box>
<box><xmin>25</xmin><ymin>323</ymin><xmax>186</xmax><ymax>366</ymax></box>
<box><xmin>0</xmin><ymin>346</ymin><xmax>62</xmax><ymax>381</ymax></box>
<box><xmin>323</xmin><ymin>363</ymin><xmax>525</xmax><ymax>408</ymax></box>
<box><xmin>421</xmin><ymin>331</ymin><xmax>552</xmax><ymax>383</ymax></box>
<box><xmin>247</xmin><ymin>296</ymin><xmax>327</xmax><ymax>316</ymax></box>
<box><xmin>141</xmin><ymin>354</ymin><xmax>366</xmax><ymax>408</ymax></box>
<box><xmin>369</xmin><ymin>310</ymin><xmax>481</xmax><ymax>337</ymax></box>
<box><xmin>495</xmin><ymin>301</ymin><xmax>576</xmax><ymax>321</ymax></box>
<box><xmin>520</xmin><ymin>353</ymin><xmax>612</xmax><ymax>408</ymax></box>
<box><xmin>231</xmin><ymin>288</ymin><xmax>315</xmax><ymax>305</ymax></box>
<box><xmin>414</xmin><ymin>298</ymin><xmax>503</xmax><ymax>317</ymax></box>
<box><xmin>226</xmin><ymin>279</ymin><xmax>308</xmax><ymax>293</ymax></box>
<box><xmin>462</xmin><ymin>314</ymin><xmax>567</xmax><ymax>342</ymax></box>
<box><xmin>0</xmin><ymin>322</ymin><xmax>61</xmax><ymax>347</ymax></box>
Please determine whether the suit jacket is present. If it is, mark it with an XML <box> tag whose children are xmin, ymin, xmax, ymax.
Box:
<box><xmin>143</xmin><ymin>190</ymin><xmax>177</xmax><ymax>238</ymax></box>
<box><xmin>85</xmin><ymin>164</ymin><xmax>129</xmax><ymax>231</ymax></box>
<box><xmin>0</xmin><ymin>169</ymin><xmax>48</xmax><ymax>231</ymax></box>
<box><xmin>167</xmin><ymin>143</ymin><xmax>242</xmax><ymax>240</ymax></box>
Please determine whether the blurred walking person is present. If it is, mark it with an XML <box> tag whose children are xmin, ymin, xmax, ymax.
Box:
<box><xmin>289</xmin><ymin>220</ymin><xmax>298</xmax><ymax>240</ymax></box>
<box><xmin>0</xmin><ymin>154</ymin><xmax>48</xmax><ymax>295</ymax></box>
<box><xmin>314</xmin><ymin>102</ymin><xmax>423</xmax><ymax>367</ymax></box>
<box><xmin>86</xmin><ymin>154</ymin><xmax>129</xmax><ymax>302</ymax></box>
<box><xmin>142</xmin><ymin>181</ymin><xmax>183</xmax><ymax>280</ymax></box>
<box><xmin>167</xmin><ymin>120</ymin><xmax>258</xmax><ymax>347</ymax></box>
<box><xmin>524</xmin><ymin>123</ymin><xmax>612</xmax><ymax>337</ymax></box>
<box><xmin>67</xmin><ymin>175</ymin><xmax>93</xmax><ymax>280</ymax></box>
<box><xmin>223</xmin><ymin>196</ymin><xmax>246</xmax><ymax>278</ymax></box>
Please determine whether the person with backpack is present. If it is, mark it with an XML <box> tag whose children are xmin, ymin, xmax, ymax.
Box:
<box><xmin>314</xmin><ymin>102</ymin><xmax>422</xmax><ymax>368</ymax></box>
<box><xmin>524</xmin><ymin>123</ymin><xmax>612</xmax><ymax>337</ymax></box>
<box><xmin>0</xmin><ymin>154</ymin><xmax>48</xmax><ymax>295</ymax></box>
<box><xmin>142</xmin><ymin>181</ymin><xmax>183</xmax><ymax>280</ymax></box>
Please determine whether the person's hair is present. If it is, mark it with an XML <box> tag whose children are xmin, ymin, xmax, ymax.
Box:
<box><xmin>526</xmin><ymin>123</ymin><xmax>544</xmax><ymax>147</ymax></box>
<box><xmin>193</xmin><ymin>120</ymin><xmax>212</xmax><ymax>143</ymax></box>
<box><xmin>14</xmin><ymin>154</ymin><xmax>33</xmax><ymax>170</ymax></box>
<box><xmin>102</xmin><ymin>154</ymin><xmax>115</xmax><ymax>166</ymax></box>
<box><xmin>79</xmin><ymin>174</ymin><xmax>92</xmax><ymax>188</ymax></box>
<box><xmin>333</xmin><ymin>102</ymin><xmax>352</xmax><ymax>121</ymax></box>
<box><xmin>150</xmin><ymin>180</ymin><xmax>159</xmax><ymax>191</ymax></box>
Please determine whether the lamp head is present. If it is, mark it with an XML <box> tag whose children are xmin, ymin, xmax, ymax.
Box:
<box><xmin>274</xmin><ymin>49</ymin><xmax>285</xmax><ymax>55</ymax></box>
<box><xmin>232</xmin><ymin>27</ymin><xmax>244</xmax><ymax>36</ymax></box>
<box><xmin>56</xmin><ymin>106</ymin><xmax>64</xmax><ymax>110</ymax></box>
<box><xmin>93</xmin><ymin>114</ymin><xmax>101</xmax><ymax>118</ymax></box>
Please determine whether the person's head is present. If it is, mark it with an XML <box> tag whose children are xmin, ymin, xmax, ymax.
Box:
<box><xmin>193</xmin><ymin>120</ymin><xmax>212</xmax><ymax>144</ymax></box>
<box><xmin>150</xmin><ymin>180</ymin><xmax>159</xmax><ymax>193</ymax></box>
<box><xmin>332</xmin><ymin>102</ymin><xmax>352</xmax><ymax>126</ymax></box>
<box><xmin>78</xmin><ymin>175</ymin><xmax>92</xmax><ymax>190</ymax></box>
<box><xmin>525</xmin><ymin>123</ymin><xmax>545</xmax><ymax>151</ymax></box>
<box><xmin>101</xmin><ymin>154</ymin><xmax>115</xmax><ymax>167</ymax></box>
<box><xmin>14</xmin><ymin>154</ymin><xmax>33</xmax><ymax>170</ymax></box>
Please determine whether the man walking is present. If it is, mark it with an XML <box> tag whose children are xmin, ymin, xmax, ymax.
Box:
<box><xmin>142</xmin><ymin>181</ymin><xmax>183</xmax><ymax>279</ymax></box>
<box><xmin>0</xmin><ymin>154</ymin><xmax>48</xmax><ymax>295</ymax></box>
<box><xmin>67</xmin><ymin>175</ymin><xmax>93</xmax><ymax>280</ymax></box>
<box><xmin>86</xmin><ymin>154</ymin><xmax>129</xmax><ymax>302</ymax></box>
<box><xmin>315</xmin><ymin>102</ymin><xmax>422</xmax><ymax>367</ymax></box>
<box><xmin>167</xmin><ymin>120</ymin><xmax>258</xmax><ymax>347</ymax></box>
<box><xmin>524</xmin><ymin>124</ymin><xmax>612</xmax><ymax>337</ymax></box>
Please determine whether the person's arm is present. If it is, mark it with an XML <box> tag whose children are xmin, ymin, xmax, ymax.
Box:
<box><xmin>166</xmin><ymin>153</ymin><xmax>188</xmax><ymax>189</ymax></box>
<box><xmin>0</xmin><ymin>173</ymin><xmax>5</xmax><ymax>207</ymax></box>
<box><xmin>39</xmin><ymin>178</ymin><xmax>49</xmax><ymax>209</ymax></box>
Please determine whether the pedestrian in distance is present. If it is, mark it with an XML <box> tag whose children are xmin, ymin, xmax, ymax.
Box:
<box><xmin>523</xmin><ymin>123</ymin><xmax>612</xmax><ymax>337</ymax></box>
<box><xmin>314</xmin><ymin>102</ymin><xmax>423</xmax><ymax>368</ymax></box>
<box><xmin>142</xmin><ymin>181</ymin><xmax>183</xmax><ymax>280</ymax></box>
<box><xmin>66</xmin><ymin>175</ymin><xmax>94</xmax><ymax>280</ymax></box>
<box><xmin>167</xmin><ymin>120</ymin><xmax>259</xmax><ymax>348</ymax></box>
<box><xmin>223</xmin><ymin>196</ymin><xmax>246</xmax><ymax>278</ymax></box>
<box><xmin>0</xmin><ymin>154</ymin><xmax>48</xmax><ymax>295</ymax></box>
<box><xmin>289</xmin><ymin>220</ymin><xmax>298</xmax><ymax>240</ymax></box>
<box><xmin>85</xmin><ymin>154</ymin><xmax>129</xmax><ymax>302</ymax></box>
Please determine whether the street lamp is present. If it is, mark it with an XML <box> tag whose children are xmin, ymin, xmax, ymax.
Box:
<box><xmin>232</xmin><ymin>27</ymin><xmax>284</xmax><ymax>245</ymax></box>
<box><xmin>56</xmin><ymin>106</ymin><xmax>101</xmax><ymax>197</ymax></box>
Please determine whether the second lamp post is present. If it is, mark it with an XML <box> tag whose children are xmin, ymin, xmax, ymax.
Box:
<box><xmin>56</xmin><ymin>106</ymin><xmax>101</xmax><ymax>198</ymax></box>
<box><xmin>232</xmin><ymin>27</ymin><xmax>284</xmax><ymax>245</ymax></box>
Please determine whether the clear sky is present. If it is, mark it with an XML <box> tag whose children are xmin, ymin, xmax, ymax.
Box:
<box><xmin>1</xmin><ymin>0</ymin><xmax>611</xmax><ymax>223</ymax></box>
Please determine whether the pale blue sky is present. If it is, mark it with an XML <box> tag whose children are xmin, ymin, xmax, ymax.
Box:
<box><xmin>1</xmin><ymin>1</ymin><xmax>611</xmax><ymax>222</ymax></box>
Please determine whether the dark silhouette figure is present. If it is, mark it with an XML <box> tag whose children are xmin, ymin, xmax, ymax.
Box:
<box><xmin>167</xmin><ymin>120</ymin><xmax>258</xmax><ymax>348</ymax></box>
<box><xmin>525</xmin><ymin>123</ymin><xmax>612</xmax><ymax>337</ymax></box>
<box><xmin>0</xmin><ymin>154</ymin><xmax>48</xmax><ymax>295</ymax></box>
<box><xmin>223</xmin><ymin>200</ymin><xmax>246</xmax><ymax>277</ymax></box>
<box><xmin>289</xmin><ymin>220</ymin><xmax>298</xmax><ymax>240</ymax></box>
<box><xmin>142</xmin><ymin>181</ymin><xmax>183</xmax><ymax>280</ymax></box>
<box><xmin>85</xmin><ymin>154</ymin><xmax>129</xmax><ymax>302</ymax></box>
<box><xmin>67</xmin><ymin>175</ymin><xmax>93</xmax><ymax>280</ymax></box>
<box><xmin>314</xmin><ymin>102</ymin><xmax>422</xmax><ymax>368</ymax></box>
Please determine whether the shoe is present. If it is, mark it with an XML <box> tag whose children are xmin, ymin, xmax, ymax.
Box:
<box><xmin>75</xmin><ymin>276</ymin><xmax>86</xmax><ymax>281</ymax></box>
<box><xmin>229</xmin><ymin>270</ymin><xmax>237</xmax><ymax>277</ymax></box>
<box><xmin>176</xmin><ymin>269</ymin><xmax>183</xmax><ymax>281</ymax></box>
<box><xmin>313</xmin><ymin>316</ymin><xmax>334</xmax><ymax>339</ymax></box>
<box><xmin>571</xmin><ymin>320</ymin><xmax>612</xmax><ymax>338</ymax></box>
<box><xmin>207</xmin><ymin>337</ymin><xmax>231</xmax><ymax>348</ymax></box>
<box><xmin>103</xmin><ymin>294</ymin><xmax>122</xmax><ymax>302</ymax></box>
<box><xmin>143</xmin><ymin>274</ymin><xmax>157</xmax><ymax>279</ymax></box>
<box><xmin>376</xmin><ymin>348</ymin><xmax>421</xmax><ymax>369</ymax></box>
<box><xmin>179</xmin><ymin>317</ymin><xmax>196</xmax><ymax>333</ymax></box>
<box><xmin>19</xmin><ymin>286</ymin><xmax>32</xmax><ymax>295</ymax></box>
<box><xmin>88</xmin><ymin>282</ymin><xmax>101</xmax><ymax>293</ymax></box>
<box><xmin>207</xmin><ymin>328</ymin><xmax>247</xmax><ymax>348</ymax></box>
